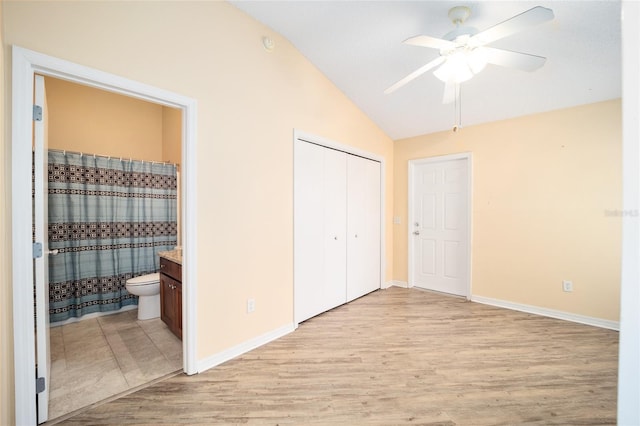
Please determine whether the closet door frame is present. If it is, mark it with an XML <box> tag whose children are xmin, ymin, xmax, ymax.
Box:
<box><xmin>293</xmin><ymin>129</ymin><xmax>385</xmax><ymax>326</ymax></box>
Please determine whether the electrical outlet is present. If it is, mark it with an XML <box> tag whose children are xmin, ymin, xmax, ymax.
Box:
<box><xmin>562</xmin><ymin>280</ymin><xmax>573</xmax><ymax>292</ymax></box>
<box><xmin>247</xmin><ymin>298</ymin><xmax>256</xmax><ymax>313</ymax></box>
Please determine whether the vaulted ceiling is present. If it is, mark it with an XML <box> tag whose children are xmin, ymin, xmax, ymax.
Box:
<box><xmin>230</xmin><ymin>1</ymin><xmax>621</xmax><ymax>140</ymax></box>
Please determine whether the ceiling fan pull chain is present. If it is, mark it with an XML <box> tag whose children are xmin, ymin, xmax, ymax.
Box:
<box><xmin>458</xmin><ymin>84</ymin><xmax>462</xmax><ymax>129</ymax></box>
<box><xmin>453</xmin><ymin>85</ymin><xmax>457</xmax><ymax>128</ymax></box>
<box><xmin>453</xmin><ymin>83</ymin><xmax>461</xmax><ymax>132</ymax></box>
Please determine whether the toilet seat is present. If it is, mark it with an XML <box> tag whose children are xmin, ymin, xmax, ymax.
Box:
<box><xmin>127</xmin><ymin>272</ymin><xmax>160</xmax><ymax>286</ymax></box>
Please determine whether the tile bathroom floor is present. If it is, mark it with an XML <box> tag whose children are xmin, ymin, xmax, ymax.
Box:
<box><xmin>48</xmin><ymin>309</ymin><xmax>182</xmax><ymax>421</ymax></box>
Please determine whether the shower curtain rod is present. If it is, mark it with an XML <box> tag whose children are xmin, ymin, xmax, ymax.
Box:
<box><xmin>47</xmin><ymin>148</ymin><xmax>178</xmax><ymax>167</ymax></box>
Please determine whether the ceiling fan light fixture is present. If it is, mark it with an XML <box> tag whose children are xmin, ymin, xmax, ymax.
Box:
<box><xmin>434</xmin><ymin>45</ymin><xmax>488</xmax><ymax>84</ymax></box>
<box><xmin>433</xmin><ymin>51</ymin><xmax>474</xmax><ymax>83</ymax></box>
<box><xmin>467</xmin><ymin>46</ymin><xmax>488</xmax><ymax>74</ymax></box>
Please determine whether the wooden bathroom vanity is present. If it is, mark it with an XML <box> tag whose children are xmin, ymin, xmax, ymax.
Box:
<box><xmin>159</xmin><ymin>250</ymin><xmax>182</xmax><ymax>340</ymax></box>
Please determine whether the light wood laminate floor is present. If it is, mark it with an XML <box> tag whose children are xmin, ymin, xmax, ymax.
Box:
<box><xmin>48</xmin><ymin>309</ymin><xmax>182</xmax><ymax>421</ymax></box>
<box><xmin>56</xmin><ymin>287</ymin><xmax>618</xmax><ymax>425</ymax></box>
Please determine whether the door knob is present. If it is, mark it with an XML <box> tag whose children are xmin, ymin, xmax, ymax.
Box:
<box><xmin>413</xmin><ymin>230</ymin><xmax>420</xmax><ymax>235</ymax></box>
<box><xmin>47</xmin><ymin>249</ymin><xmax>59</xmax><ymax>256</ymax></box>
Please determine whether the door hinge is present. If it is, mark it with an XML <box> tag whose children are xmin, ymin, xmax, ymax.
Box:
<box><xmin>33</xmin><ymin>105</ymin><xmax>43</xmax><ymax>122</ymax></box>
<box><xmin>33</xmin><ymin>242</ymin><xmax>43</xmax><ymax>259</ymax></box>
<box><xmin>36</xmin><ymin>377</ymin><xmax>46</xmax><ymax>394</ymax></box>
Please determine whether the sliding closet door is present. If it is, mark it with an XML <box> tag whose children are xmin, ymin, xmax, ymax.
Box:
<box><xmin>346</xmin><ymin>154</ymin><xmax>381</xmax><ymax>300</ymax></box>
<box><xmin>294</xmin><ymin>141</ymin><xmax>347</xmax><ymax>323</ymax></box>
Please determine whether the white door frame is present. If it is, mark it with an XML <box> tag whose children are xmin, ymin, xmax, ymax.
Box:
<box><xmin>11</xmin><ymin>46</ymin><xmax>199</xmax><ymax>425</ymax></box>
<box><xmin>407</xmin><ymin>152</ymin><xmax>472</xmax><ymax>298</ymax></box>
<box><xmin>33</xmin><ymin>74</ymin><xmax>51</xmax><ymax>423</ymax></box>
<box><xmin>293</xmin><ymin>129</ymin><xmax>386</xmax><ymax>325</ymax></box>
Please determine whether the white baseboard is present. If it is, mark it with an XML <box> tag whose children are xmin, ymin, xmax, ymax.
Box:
<box><xmin>388</xmin><ymin>280</ymin><xmax>408</xmax><ymax>288</ymax></box>
<box><xmin>471</xmin><ymin>295</ymin><xmax>619</xmax><ymax>331</ymax></box>
<box><xmin>197</xmin><ymin>323</ymin><xmax>295</xmax><ymax>373</ymax></box>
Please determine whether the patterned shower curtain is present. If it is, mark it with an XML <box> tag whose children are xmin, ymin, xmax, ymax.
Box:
<box><xmin>47</xmin><ymin>151</ymin><xmax>178</xmax><ymax>323</ymax></box>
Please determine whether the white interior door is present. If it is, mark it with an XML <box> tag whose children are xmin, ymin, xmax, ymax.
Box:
<box><xmin>33</xmin><ymin>74</ymin><xmax>51</xmax><ymax>423</ymax></box>
<box><xmin>410</xmin><ymin>157</ymin><xmax>469</xmax><ymax>296</ymax></box>
<box><xmin>346</xmin><ymin>154</ymin><xmax>381</xmax><ymax>300</ymax></box>
<box><xmin>294</xmin><ymin>141</ymin><xmax>347</xmax><ymax>323</ymax></box>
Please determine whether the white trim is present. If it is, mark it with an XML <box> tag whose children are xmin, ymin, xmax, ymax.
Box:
<box><xmin>386</xmin><ymin>280</ymin><xmax>408</xmax><ymax>288</ymax></box>
<box><xmin>11</xmin><ymin>46</ymin><xmax>198</xmax><ymax>425</ymax></box>
<box><xmin>180</xmin><ymin>86</ymin><xmax>199</xmax><ymax>378</ymax></box>
<box><xmin>293</xmin><ymin>129</ymin><xmax>387</xmax><ymax>325</ymax></box>
<box><xmin>407</xmin><ymin>152</ymin><xmax>473</xmax><ymax>299</ymax></box>
<box><xmin>471</xmin><ymin>295</ymin><xmax>620</xmax><ymax>331</ymax></box>
<box><xmin>197</xmin><ymin>323</ymin><xmax>295</xmax><ymax>373</ymax></box>
<box><xmin>619</xmin><ymin>2</ymin><xmax>640</xmax><ymax>422</ymax></box>
<box><xmin>294</xmin><ymin>129</ymin><xmax>385</xmax><ymax>164</ymax></box>
<box><xmin>11</xmin><ymin>45</ymin><xmax>37</xmax><ymax>426</ymax></box>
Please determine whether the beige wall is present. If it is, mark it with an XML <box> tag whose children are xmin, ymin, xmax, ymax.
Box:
<box><xmin>394</xmin><ymin>100</ymin><xmax>622</xmax><ymax>321</ymax></box>
<box><xmin>45</xmin><ymin>77</ymin><xmax>182</xmax><ymax>164</ymax></box>
<box><xmin>2</xmin><ymin>1</ymin><xmax>394</xmax><ymax>418</ymax></box>
<box><xmin>162</xmin><ymin>106</ymin><xmax>181</xmax><ymax>165</ymax></box>
<box><xmin>44</xmin><ymin>77</ymin><xmax>164</xmax><ymax>160</ymax></box>
<box><xmin>43</xmin><ymin>77</ymin><xmax>181</xmax><ymax>164</ymax></box>
<box><xmin>1</xmin><ymin>1</ymin><xmax>15</xmax><ymax>424</ymax></box>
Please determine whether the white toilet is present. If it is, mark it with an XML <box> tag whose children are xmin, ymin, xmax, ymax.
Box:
<box><xmin>125</xmin><ymin>272</ymin><xmax>161</xmax><ymax>320</ymax></box>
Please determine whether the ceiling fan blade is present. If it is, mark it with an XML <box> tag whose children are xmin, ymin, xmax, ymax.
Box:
<box><xmin>471</xmin><ymin>6</ymin><xmax>554</xmax><ymax>46</ymax></box>
<box><xmin>442</xmin><ymin>80</ymin><xmax>458</xmax><ymax>104</ymax></box>
<box><xmin>404</xmin><ymin>35</ymin><xmax>455</xmax><ymax>50</ymax></box>
<box><xmin>484</xmin><ymin>47</ymin><xmax>547</xmax><ymax>71</ymax></box>
<box><xmin>384</xmin><ymin>56</ymin><xmax>446</xmax><ymax>94</ymax></box>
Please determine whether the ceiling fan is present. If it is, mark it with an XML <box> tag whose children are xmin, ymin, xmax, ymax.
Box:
<box><xmin>385</xmin><ymin>5</ymin><xmax>554</xmax><ymax>104</ymax></box>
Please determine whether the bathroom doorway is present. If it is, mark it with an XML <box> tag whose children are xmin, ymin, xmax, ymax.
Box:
<box><xmin>13</xmin><ymin>47</ymin><xmax>198</xmax><ymax>425</ymax></box>
<box><xmin>36</xmin><ymin>75</ymin><xmax>184</xmax><ymax>421</ymax></box>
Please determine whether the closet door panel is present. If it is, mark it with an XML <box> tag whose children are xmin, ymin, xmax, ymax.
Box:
<box><xmin>294</xmin><ymin>141</ymin><xmax>326</xmax><ymax>323</ymax></box>
<box><xmin>294</xmin><ymin>141</ymin><xmax>347</xmax><ymax>323</ymax></box>
<box><xmin>362</xmin><ymin>157</ymin><xmax>382</xmax><ymax>295</ymax></box>
<box><xmin>323</xmin><ymin>148</ymin><xmax>348</xmax><ymax>310</ymax></box>
<box><xmin>347</xmin><ymin>155</ymin><xmax>381</xmax><ymax>300</ymax></box>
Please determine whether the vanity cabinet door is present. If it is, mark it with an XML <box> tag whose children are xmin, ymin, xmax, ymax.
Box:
<box><xmin>160</xmin><ymin>273</ymin><xmax>181</xmax><ymax>339</ymax></box>
<box><xmin>160</xmin><ymin>257</ymin><xmax>181</xmax><ymax>281</ymax></box>
<box><xmin>175</xmin><ymin>281</ymin><xmax>182</xmax><ymax>340</ymax></box>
